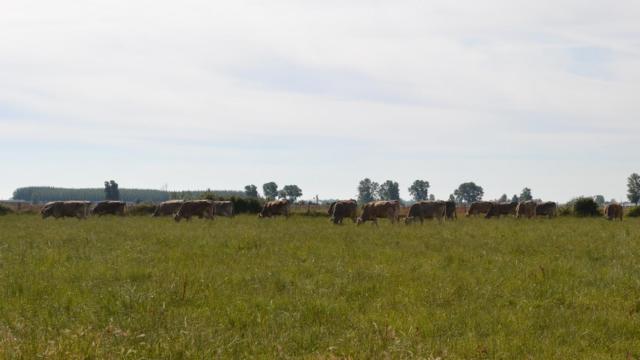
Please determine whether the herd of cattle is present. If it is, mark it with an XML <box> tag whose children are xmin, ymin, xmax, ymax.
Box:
<box><xmin>40</xmin><ymin>198</ymin><xmax>626</xmax><ymax>223</ymax></box>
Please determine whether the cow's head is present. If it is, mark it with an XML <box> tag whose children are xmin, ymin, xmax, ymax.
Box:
<box><xmin>41</xmin><ymin>207</ymin><xmax>52</xmax><ymax>219</ymax></box>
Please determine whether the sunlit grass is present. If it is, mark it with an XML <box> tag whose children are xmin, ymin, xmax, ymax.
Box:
<box><xmin>0</xmin><ymin>214</ymin><xmax>639</xmax><ymax>358</ymax></box>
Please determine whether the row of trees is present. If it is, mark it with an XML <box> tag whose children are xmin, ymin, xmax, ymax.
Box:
<box><xmin>243</xmin><ymin>183</ymin><xmax>304</xmax><ymax>202</ymax></box>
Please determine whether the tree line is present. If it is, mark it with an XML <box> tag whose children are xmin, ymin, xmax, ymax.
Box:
<box><xmin>11</xmin><ymin>172</ymin><xmax>640</xmax><ymax>206</ymax></box>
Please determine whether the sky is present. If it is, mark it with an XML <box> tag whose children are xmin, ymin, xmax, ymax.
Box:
<box><xmin>1</xmin><ymin>0</ymin><xmax>639</xmax><ymax>202</ymax></box>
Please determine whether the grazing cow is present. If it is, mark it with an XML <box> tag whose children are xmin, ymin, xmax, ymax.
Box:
<box><xmin>258</xmin><ymin>199</ymin><xmax>290</xmax><ymax>218</ymax></box>
<box><xmin>357</xmin><ymin>200</ymin><xmax>400</xmax><ymax>225</ymax></box>
<box><xmin>174</xmin><ymin>200</ymin><xmax>214</xmax><ymax>222</ymax></box>
<box><xmin>466</xmin><ymin>201</ymin><xmax>493</xmax><ymax>216</ymax></box>
<box><xmin>535</xmin><ymin>202</ymin><xmax>557</xmax><ymax>218</ymax></box>
<box><xmin>152</xmin><ymin>200</ymin><xmax>184</xmax><ymax>217</ymax></box>
<box><xmin>405</xmin><ymin>201</ymin><xmax>446</xmax><ymax>224</ymax></box>
<box><xmin>41</xmin><ymin>201</ymin><xmax>91</xmax><ymax>219</ymax></box>
<box><xmin>485</xmin><ymin>202</ymin><xmax>517</xmax><ymax>219</ymax></box>
<box><xmin>516</xmin><ymin>200</ymin><xmax>537</xmax><ymax>219</ymax></box>
<box><xmin>213</xmin><ymin>201</ymin><xmax>234</xmax><ymax>217</ymax></box>
<box><xmin>329</xmin><ymin>199</ymin><xmax>358</xmax><ymax>224</ymax></box>
<box><xmin>445</xmin><ymin>200</ymin><xmax>457</xmax><ymax>220</ymax></box>
<box><xmin>604</xmin><ymin>203</ymin><xmax>623</xmax><ymax>221</ymax></box>
<box><xmin>91</xmin><ymin>201</ymin><xmax>126</xmax><ymax>216</ymax></box>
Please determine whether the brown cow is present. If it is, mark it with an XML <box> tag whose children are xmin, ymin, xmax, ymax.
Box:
<box><xmin>174</xmin><ymin>200</ymin><xmax>214</xmax><ymax>222</ymax></box>
<box><xmin>516</xmin><ymin>200</ymin><xmax>537</xmax><ymax>219</ymax></box>
<box><xmin>41</xmin><ymin>201</ymin><xmax>91</xmax><ymax>219</ymax></box>
<box><xmin>535</xmin><ymin>202</ymin><xmax>557</xmax><ymax>218</ymax></box>
<box><xmin>357</xmin><ymin>200</ymin><xmax>400</xmax><ymax>225</ymax></box>
<box><xmin>445</xmin><ymin>200</ymin><xmax>457</xmax><ymax>220</ymax></box>
<box><xmin>213</xmin><ymin>201</ymin><xmax>234</xmax><ymax>217</ymax></box>
<box><xmin>405</xmin><ymin>201</ymin><xmax>446</xmax><ymax>224</ymax></box>
<box><xmin>91</xmin><ymin>201</ymin><xmax>126</xmax><ymax>216</ymax></box>
<box><xmin>485</xmin><ymin>202</ymin><xmax>517</xmax><ymax>219</ymax></box>
<box><xmin>153</xmin><ymin>200</ymin><xmax>184</xmax><ymax>217</ymax></box>
<box><xmin>258</xmin><ymin>199</ymin><xmax>290</xmax><ymax>218</ymax></box>
<box><xmin>466</xmin><ymin>201</ymin><xmax>493</xmax><ymax>216</ymax></box>
<box><xmin>604</xmin><ymin>203</ymin><xmax>623</xmax><ymax>221</ymax></box>
<box><xmin>329</xmin><ymin>199</ymin><xmax>358</xmax><ymax>224</ymax></box>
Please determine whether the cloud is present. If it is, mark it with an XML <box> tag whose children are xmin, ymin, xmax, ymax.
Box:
<box><xmin>1</xmin><ymin>0</ymin><xmax>639</xmax><ymax>201</ymax></box>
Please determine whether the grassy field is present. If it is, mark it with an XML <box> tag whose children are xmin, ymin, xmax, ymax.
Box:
<box><xmin>0</xmin><ymin>214</ymin><xmax>639</xmax><ymax>359</ymax></box>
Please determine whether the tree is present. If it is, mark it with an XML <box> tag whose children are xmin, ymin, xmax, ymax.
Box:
<box><xmin>378</xmin><ymin>180</ymin><xmax>400</xmax><ymax>201</ymax></box>
<box><xmin>628</xmin><ymin>173</ymin><xmax>640</xmax><ymax>205</ymax></box>
<box><xmin>594</xmin><ymin>195</ymin><xmax>605</xmax><ymax>206</ymax></box>
<box><xmin>453</xmin><ymin>182</ymin><xmax>484</xmax><ymax>204</ymax></box>
<box><xmin>511</xmin><ymin>194</ymin><xmax>519</xmax><ymax>203</ymax></box>
<box><xmin>498</xmin><ymin>194</ymin><xmax>508</xmax><ymax>202</ymax></box>
<box><xmin>262</xmin><ymin>182</ymin><xmax>278</xmax><ymax>200</ymax></box>
<box><xmin>104</xmin><ymin>180</ymin><xmax>120</xmax><ymax>200</ymax></box>
<box><xmin>281</xmin><ymin>185</ymin><xmax>303</xmax><ymax>202</ymax></box>
<box><xmin>408</xmin><ymin>180</ymin><xmax>430</xmax><ymax>201</ymax></box>
<box><xmin>429</xmin><ymin>194</ymin><xmax>435</xmax><ymax>201</ymax></box>
<box><xmin>244</xmin><ymin>184</ymin><xmax>258</xmax><ymax>198</ymax></box>
<box><xmin>520</xmin><ymin>187</ymin><xmax>532</xmax><ymax>201</ymax></box>
<box><xmin>357</xmin><ymin>178</ymin><xmax>379</xmax><ymax>203</ymax></box>
<box><xmin>448</xmin><ymin>194</ymin><xmax>455</xmax><ymax>203</ymax></box>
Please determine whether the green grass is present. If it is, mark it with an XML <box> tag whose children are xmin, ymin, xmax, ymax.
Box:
<box><xmin>0</xmin><ymin>215</ymin><xmax>639</xmax><ymax>358</ymax></box>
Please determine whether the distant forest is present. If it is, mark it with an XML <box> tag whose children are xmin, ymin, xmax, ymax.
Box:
<box><xmin>12</xmin><ymin>187</ymin><xmax>246</xmax><ymax>203</ymax></box>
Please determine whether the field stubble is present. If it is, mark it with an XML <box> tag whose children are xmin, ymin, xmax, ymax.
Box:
<box><xmin>0</xmin><ymin>215</ymin><xmax>639</xmax><ymax>358</ymax></box>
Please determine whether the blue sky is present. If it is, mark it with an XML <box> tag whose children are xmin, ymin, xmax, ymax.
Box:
<box><xmin>1</xmin><ymin>0</ymin><xmax>639</xmax><ymax>202</ymax></box>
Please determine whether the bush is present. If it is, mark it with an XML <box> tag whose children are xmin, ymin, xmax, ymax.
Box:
<box><xmin>0</xmin><ymin>205</ymin><xmax>13</xmax><ymax>216</ymax></box>
<box><xmin>557</xmin><ymin>205</ymin><xmax>573</xmax><ymax>217</ymax></box>
<box><xmin>573</xmin><ymin>197</ymin><xmax>601</xmax><ymax>217</ymax></box>
<box><xmin>628</xmin><ymin>207</ymin><xmax>640</xmax><ymax>218</ymax></box>
<box><xmin>127</xmin><ymin>204</ymin><xmax>156</xmax><ymax>216</ymax></box>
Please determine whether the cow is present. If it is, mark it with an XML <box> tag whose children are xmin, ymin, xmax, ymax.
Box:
<box><xmin>466</xmin><ymin>201</ymin><xmax>493</xmax><ymax>217</ymax></box>
<box><xmin>152</xmin><ymin>200</ymin><xmax>184</xmax><ymax>217</ymax></box>
<box><xmin>535</xmin><ymin>202</ymin><xmax>557</xmax><ymax>218</ymax></box>
<box><xmin>516</xmin><ymin>200</ymin><xmax>537</xmax><ymax>219</ymax></box>
<box><xmin>445</xmin><ymin>200</ymin><xmax>457</xmax><ymax>220</ymax></box>
<box><xmin>91</xmin><ymin>201</ymin><xmax>126</xmax><ymax>216</ymax></box>
<box><xmin>258</xmin><ymin>199</ymin><xmax>290</xmax><ymax>218</ymax></box>
<box><xmin>41</xmin><ymin>201</ymin><xmax>91</xmax><ymax>219</ymax></box>
<box><xmin>174</xmin><ymin>200</ymin><xmax>214</xmax><ymax>222</ymax></box>
<box><xmin>604</xmin><ymin>203</ymin><xmax>623</xmax><ymax>221</ymax></box>
<box><xmin>485</xmin><ymin>202</ymin><xmax>517</xmax><ymax>219</ymax></box>
<box><xmin>405</xmin><ymin>201</ymin><xmax>446</xmax><ymax>224</ymax></box>
<box><xmin>328</xmin><ymin>199</ymin><xmax>358</xmax><ymax>224</ymax></box>
<box><xmin>213</xmin><ymin>201</ymin><xmax>234</xmax><ymax>217</ymax></box>
<box><xmin>357</xmin><ymin>200</ymin><xmax>400</xmax><ymax>225</ymax></box>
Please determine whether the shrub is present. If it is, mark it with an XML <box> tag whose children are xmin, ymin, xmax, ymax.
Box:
<box><xmin>127</xmin><ymin>203</ymin><xmax>156</xmax><ymax>216</ymax></box>
<box><xmin>573</xmin><ymin>197</ymin><xmax>601</xmax><ymax>217</ymax></box>
<box><xmin>628</xmin><ymin>207</ymin><xmax>640</xmax><ymax>218</ymax></box>
<box><xmin>0</xmin><ymin>204</ymin><xmax>13</xmax><ymax>216</ymax></box>
<box><xmin>557</xmin><ymin>205</ymin><xmax>573</xmax><ymax>216</ymax></box>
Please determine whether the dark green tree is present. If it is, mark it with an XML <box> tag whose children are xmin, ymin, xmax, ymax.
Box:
<box><xmin>408</xmin><ymin>180</ymin><xmax>430</xmax><ymax>201</ymax></box>
<box><xmin>104</xmin><ymin>180</ymin><xmax>120</xmax><ymax>200</ymax></box>
<box><xmin>594</xmin><ymin>195</ymin><xmax>605</xmax><ymax>206</ymax></box>
<box><xmin>520</xmin><ymin>187</ymin><xmax>532</xmax><ymax>201</ymax></box>
<box><xmin>244</xmin><ymin>184</ymin><xmax>258</xmax><ymax>198</ymax></box>
<box><xmin>628</xmin><ymin>173</ymin><xmax>640</xmax><ymax>205</ymax></box>
<box><xmin>357</xmin><ymin>178</ymin><xmax>379</xmax><ymax>204</ymax></box>
<box><xmin>282</xmin><ymin>185</ymin><xmax>303</xmax><ymax>202</ymax></box>
<box><xmin>262</xmin><ymin>182</ymin><xmax>278</xmax><ymax>200</ymax></box>
<box><xmin>453</xmin><ymin>182</ymin><xmax>484</xmax><ymax>204</ymax></box>
<box><xmin>378</xmin><ymin>180</ymin><xmax>400</xmax><ymax>201</ymax></box>
<box><xmin>429</xmin><ymin>194</ymin><xmax>435</xmax><ymax>201</ymax></box>
<box><xmin>511</xmin><ymin>194</ymin><xmax>519</xmax><ymax>203</ymax></box>
<box><xmin>448</xmin><ymin>194</ymin><xmax>456</xmax><ymax>203</ymax></box>
<box><xmin>498</xmin><ymin>194</ymin><xmax>508</xmax><ymax>202</ymax></box>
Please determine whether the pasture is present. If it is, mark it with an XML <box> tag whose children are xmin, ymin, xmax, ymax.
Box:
<box><xmin>0</xmin><ymin>214</ymin><xmax>639</xmax><ymax>358</ymax></box>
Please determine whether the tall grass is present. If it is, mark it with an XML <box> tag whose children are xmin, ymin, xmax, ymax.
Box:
<box><xmin>0</xmin><ymin>215</ymin><xmax>638</xmax><ymax>358</ymax></box>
